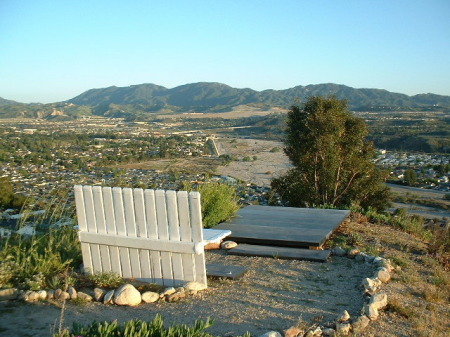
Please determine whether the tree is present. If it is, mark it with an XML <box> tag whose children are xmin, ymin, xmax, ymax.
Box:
<box><xmin>271</xmin><ymin>96</ymin><xmax>390</xmax><ymax>210</ymax></box>
<box><xmin>403</xmin><ymin>169</ymin><xmax>417</xmax><ymax>186</ymax></box>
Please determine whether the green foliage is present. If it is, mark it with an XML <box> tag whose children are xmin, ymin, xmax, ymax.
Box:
<box><xmin>0</xmin><ymin>225</ymin><xmax>81</xmax><ymax>289</ymax></box>
<box><xmin>0</xmin><ymin>177</ymin><xmax>27</xmax><ymax>210</ymax></box>
<box><xmin>54</xmin><ymin>314</ymin><xmax>215</xmax><ymax>337</ymax></box>
<box><xmin>404</xmin><ymin>169</ymin><xmax>417</xmax><ymax>186</ymax></box>
<box><xmin>272</xmin><ymin>96</ymin><xmax>391</xmax><ymax>211</ymax></box>
<box><xmin>88</xmin><ymin>271</ymin><xmax>125</xmax><ymax>289</ymax></box>
<box><xmin>184</xmin><ymin>183</ymin><xmax>239</xmax><ymax>228</ymax></box>
<box><xmin>444</xmin><ymin>193</ymin><xmax>450</xmax><ymax>201</ymax></box>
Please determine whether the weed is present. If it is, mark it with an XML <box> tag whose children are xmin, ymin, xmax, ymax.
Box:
<box><xmin>391</xmin><ymin>256</ymin><xmax>410</xmax><ymax>268</ymax></box>
<box><xmin>88</xmin><ymin>271</ymin><xmax>125</xmax><ymax>289</ymax></box>
<box><xmin>385</xmin><ymin>298</ymin><xmax>413</xmax><ymax>318</ymax></box>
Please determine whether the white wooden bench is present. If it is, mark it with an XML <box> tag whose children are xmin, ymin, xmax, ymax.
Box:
<box><xmin>74</xmin><ymin>185</ymin><xmax>207</xmax><ymax>287</ymax></box>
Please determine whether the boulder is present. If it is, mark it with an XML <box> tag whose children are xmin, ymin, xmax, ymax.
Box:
<box><xmin>59</xmin><ymin>291</ymin><xmax>70</xmax><ymax>301</ymax></box>
<box><xmin>78</xmin><ymin>292</ymin><xmax>93</xmax><ymax>302</ymax></box>
<box><xmin>335</xmin><ymin>322</ymin><xmax>351</xmax><ymax>335</ymax></box>
<box><xmin>184</xmin><ymin>281</ymin><xmax>207</xmax><ymax>292</ymax></box>
<box><xmin>142</xmin><ymin>291</ymin><xmax>159</xmax><ymax>303</ymax></box>
<box><xmin>347</xmin><ymin>248</ymin><xmax>360</xmax><ymax>258</ymax></box>
<box><xmin>369</xmin><ymin>293</ymin><xmax>388</xmax><ymax>310</ymax></box>
<box><xmin>322</xmin><ymin>328</ymin><xmax>335</xmax><ymax>336</ymax></box>
<box><xmin>351</xmin><ymin>315</ymin><xmax>370</xmax><ymax>333</ymax></box>
<box><xmin>161</xmin><ymin>287</ymin><xmax>176</xmax><ymax>296</ymax></box>
<box><xmin>167</xmin><ymin>291</ymin><xmax>186</xmax><ymax>302</ymax></box>
<box><xmin>375</xmin><ymin>269</ymin><xmax>391</xmax><ymax>283</ymax></box>
<box><xmin>305</xmin><ymin>327</ymin><xmax>322</xmax><ymax>337</ymax></box>
<box><xmin>338</xmin><ymin>310</ymin><xmax>350</xmax><ymax>322</ymax></box>
<box><xmin>221</xmin><ymin>241</ymin><xmax>238</xmax><ymax>250</ymax></box>
<box><xmin>54</xmin><ymin>289</ymin><xmax>63</xmax><ymax>299</ymax></box>
<box><xmin>47</xmin><ymin>290</ymin><xmax>55</xmax><ymax>299</ymax></box>
<box><xmin>24</xmin><ymin>291</ymin><xmax>40</xmax><ymax>302</ymax></box>
<box><xmin>94</xmin><ymin>288</ymin><xmax>105</xmax><ymax>302</ymax></box>
<box><xmin>37</xmin><ymin>290</ymin><xmax>47</xmax><ymax>300</ymax></box>
<box><xmin>104</xmin><ymin>290</ymin><xmax>115</xmax><ymax>304</ymax></box>
<box><xmin>0</xmin><ymin>288</ymin><xmax>19</xmax><ymax>301</ymax></box>
<box><xmin>68</xmin><ymin>286</ymin><xmax>77</xmax><ymax>299</ymax></box>
<box><xmin>365</xmin><ymin>303</ymin><xmax>379</xmax><ymax>321</ymax></box>
<box><xmin>259</xmin><ymin>332</ymin><xmax>282</xmax><ymax>337</ymax></box>
<box><xmin>284</xmin><ymin>326</ymin><xmax>303</xmax><ymax>337</ymax></box>
<box><xmin>332</xmin><ymin>246</ymin><xmax>346</xmax><ymax>257</ymax></box>
<box><xmin>114</xmin><ymin>284</ymin><xmax>142</xmax><ymax>306</ymax></box>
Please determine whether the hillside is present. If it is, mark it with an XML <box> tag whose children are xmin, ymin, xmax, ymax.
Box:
<box><xmin>1</xmin><ymin>82</ymin><xmax>450</xmax><ymax>120</ymax></box>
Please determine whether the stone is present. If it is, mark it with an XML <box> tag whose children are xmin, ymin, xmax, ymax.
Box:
<box><xmin>322</xmin><ymin>328</ymin><xmax>335</xmax><ymax>336</ymax></box>
<box><xmin>284</xmin><ymin>326</ymin><xmax>303</xmax><ymax>337</ymax></box>
<box><xmin>54</xmin><ymin>289</ymin><xmax>62</xmax><ymax>299</ymax></box>
<box><xmin>338</xmin><ymin>310</ymin><xmax>351</xmax><ymax>322</ymax></box>
<box><xmin>372</xmin><ymin>256</ymin><xmax>384</xmax><ymax>265</ymax></box>
<box><xmin>332</xmin><ymin>246</ymin><xmax>346</xmax><ymax>257</ymax></box>
<box><xmin>259</xmin><ymin>332</ymin><xmax>282</xmax><ymax>337</ymax></box>
<box><xmin>104</xmin><ymin>290</ymin><xmax>115</xmax><ymax>304</ymax></box>
<box><xmin>305</xmin><ymin>327</ymin><xmax>322</xmax><ymax>336</ymax></box>
<box><xmin>142</xmin><ymin>291</ymin><xmax>159</xmax><ymax>303</ymax></box>
<box><xmin>347</xmin><ymin>248</ymin><xmax>360</xmax><ymax>258</ymax></box>
<box><xmin>161</xmin><ymin>287</ymin><xmax>176</xmax><ymax>296</ymax></box>
<box><xmin>0</xmin><ymin>288</ymin><xmax>19</xmax><ymax>301</ymax></box>
<box><xmin>184</xmin><ymin>281</ymin><xmax>207</xmax><ymax>292</ymax></box>
<box><xmin>77</xmin><ymin>292</ymin><xmax>93</xmax><ymax>302</ymax></box>
<box><xmin>68</xmin><ymin>286</ymin><xmax>77</xmax><ymax>299</ymax></box>
<box><xmin>375</xmin><ymin>269</ymin><xmax>391</xmax><ymax>283</ymax></box>
<box><xmin>114</xmin><ymin>284</ymin><xmax>141</xmax><ymax>306</ymax></box>
<box><xmin>365</xmin><ymin>303</ymin><xmax>379</xmax><ymax>321</ymax></box>
<box><xmin>37</xmin><ymin>290</ymin><xmax>47</xmax><ymax>300</ymax></box>
<box><xmin>94</xmin><ymin>288</ymin><xmax>105</xmax><ymax>302</ymax></box>
<box><xmin>24</xmin><ymin>291</ymin><xmax>40</xmax><ymax>302</ymax></box>
<box><xmin>335</xmin><ymin>322</ymin><xmax>351</xmax><ymax>335</ymax></box>
<box><xmin>363</xmin><ymin>254</ymin><xmax>375</xmax><ymax>263</ymax></box>
<box><xmin>351</xmin><ymin>315</ymin><xmax>370</xmax><ymax>333</ymax></box>
<box><xmin>370</xmin><ymin>293</ymin><xmax>387</xmax><ymax>310</ymax></box>
<box><xmin>354</xmin><ymin>253</ymin><xmax>366</xmax><ymax>262</ymax></box>
<box><xmin>221</xmin><ymin>241</ymin><xmax>238</xmax><ymax>250</ymax></box>
<box><xmin>167</xmin><ymin>291</ymin><xmax>186</xmax><ymax>302</ymax></box>
<box><xmin>59</xmin><ymin>291</ymin><xmax>70</xmax><ymax>301</ymax></box>
<box><xmin>47</xmin><ymin>290</ymin><xmax>55</xmax><ymax>299</ymax></box>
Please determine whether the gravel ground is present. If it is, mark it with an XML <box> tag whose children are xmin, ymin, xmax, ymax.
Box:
<box><xmin>0</xmin><ymin>251</ymin><xmax>375</xmax><ymax>337</ymax></box>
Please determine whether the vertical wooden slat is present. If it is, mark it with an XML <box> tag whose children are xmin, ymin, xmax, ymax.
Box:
<box><xmin>83</xmin><ymin>186</ymin><xmax>102</xmax><ymax>273</ymax></box>
<box><xmin>177</xmin><ymin>191</ymin><xmax>195</xmax><ymax>282</ymax></box>
<box><xmin>155</xmin><ymin>189</ymin><xmax>174</xmax><ymax>286</ymax></box>
<box><xmin>134</xmin><ymin>188</ymin><xmax>152</xmax><ymax>282</ymax></box>
<box><xmin>102</xmin><ymin>187</ymin><xmax>121</xmax><ymax>275</ymax></box>
<box><xmin>189</xmin><ymin>191</ymin><xmax>207</xmax><ymax>285</ymax></box>
<box><xmin>144</xmin><ymin>189</ymin><xmax>160</xmax><ymax>284</ymax></box>
<box><xmin>74</xmin><ymin>185</ymin><xmax>93</xmax><ymax>274</ymax></box>
<box><xmin>166</xmin><ymin>190</ymin><xmax>184</xmax><ymax>285</ymax></box>
<box><xmin>123</xmin><ymin>188</ymin><xmax>141</xmax><ymax>278</ymax></box>
<box><xmin>92</xmin><ymin>186</ymin><xmax>111</xmax><ymax>272</ymax></box>
<box><xmin>113</xmin><ymin>187</ymin><xmax>131</xmax><ymax>278</ymax></box>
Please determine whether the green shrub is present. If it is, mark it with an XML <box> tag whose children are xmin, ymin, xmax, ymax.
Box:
<box><xmin>54</xmin><ymin>314</ymin><xmax>215</xmax><ymax>337</ymax></box>
<box><xmin>88</xmin><ymin>271</ymin><xmax>125</xmax><ymax>289</ymax></box>
<box><xmin>184</xmin><ymin>183</ymin><xmax>239</xmax><ymax>228</ymax></box>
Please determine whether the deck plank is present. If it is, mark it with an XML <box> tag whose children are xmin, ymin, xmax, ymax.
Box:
<box><xmin>228</xmin><ymin>244</ymin><xmax>331</xmax><ymax>262</ymax></box>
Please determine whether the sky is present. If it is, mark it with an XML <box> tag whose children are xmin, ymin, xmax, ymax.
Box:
<box><xmin>1</xmin><ymin>0</ymin><xmax>450</xmax><ymax>103</ymax></box>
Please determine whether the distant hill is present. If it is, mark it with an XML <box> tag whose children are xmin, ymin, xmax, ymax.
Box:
<box><xmin>1</xmin><ymin>82</ymin><xmax>450</xmax><ymax>119</ymax></box>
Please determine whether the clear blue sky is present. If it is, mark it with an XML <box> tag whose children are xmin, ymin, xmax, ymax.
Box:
<box><xmin>1</xmin><ymin>0</ymin><xmax>450</xmax><ymax>103</ymax></box>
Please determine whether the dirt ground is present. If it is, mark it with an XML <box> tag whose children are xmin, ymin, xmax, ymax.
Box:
<box><xmin>0</xmin><ymin>251</ymin><xmax>374</xmax><ymax>337</ymax></box>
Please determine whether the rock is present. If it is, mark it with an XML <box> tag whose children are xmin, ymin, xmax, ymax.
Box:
<box><xmin>77</xmin><ymin>292</ymin><xmax>93</xmax><ymax>302</ymax></box>
<box><xmin>0</xmin><ymin>288</ymin><xmax>19</xmax><ymax>301</ymax></box>
<box><xmin>54</xmin><ymin>289</ymin><xmax>62</xmax><ymax>299</ymax></box>
<box><xmin>322</xmin><ymin>328</ymin><xmax>335</xmax><ymax>336</ymax></box>
<box><xmin>68</xmin><ymin>286</ymin><xmax>77</xmax><ymax>299</ymax></box>
<box><xmin>363</xmin><ymin>254</ymin><xmax>375</xmax><ymax>263</ymax></box>
<box><xmin>332</xmin><ymin>246</ymin><xmax>346</xmax><ymax>257</ymax></box>
<box><xmin>47</xmin><ymin>290</ymin><xmax>55</xmax><ymax>299</ymax></box>
<box><xmin>375</xmin><ymin>269</ymin><xmax>391</xmax><ymax>283</ymax></box>
<box><xmin>204</xmin><ymin>243</ymin><xmax>221</xmax><ymax>250</ymax></box>
<box><xmin>347</xmin><ymin>248</ymin><xmax>360</xmax><ymax>258</ymax></box>
<box><xmin>221</xmin><ymin>241</ymin><xmax>238</xmax><ymax>250</ymax></box>
<box><xmin>351</xmin><ymin>315</ymin><xmax>370</xmax><ymax>333</ymax></box>
<box><xmin>335</xmin><ymin>322</ymin><xmax>351</xmax><ymax>335</ymax></box>
<box><xmin>167</xmin><ymin>291</ymin><xmax>186</xmax><ymax>302</ymax></box>
<box><xmin>354</xmin><ymin>253</ymin><xmax>366</xmax><ymax>262</ymax></box>
<box><xmin>365</xmin><ymin>303</ymin><xmax>379</xmax><ymax>320</ymax></box>
<box><xmin>184</xmin><ymin>281</ymin><xmax>207</xmax><ymax>292</ymax></box>
<box><xmin>259</xmin><ymin>331</ymin><xmax>282</xmax><ymax>337</ymax></box>
<box><xmin>24</xmin><ymin>291</ymin><xmax>40</xmax><ymax>302</ymax></box>
<box><xmin>370</xmin><ymin>293</ymin><xmax>387</xmax><ymax>310</ymax></box>
<box><xmin>94</xmin><ymin>288</ymin><xmax>105</xmax><ymax>302</ymax></box>
<box><xmin>161</xmin><ymin>287</ymin><xmax>176</xmax><ymax>296</ymax></box>
<box><xmin>104</xmin><ymin>290</ymin><xmax>114</xmax><ymax>304</ymax></box>
<box><xmin>372</xmin><ymin>256</ymin><xmax>384</xmax><ymax>265</ymax></box>
<box><xmin>142</xmin><ymin>291</ymin><xmax>159</xmax><ymax>303</ymax></box>
<box><xmin>37</xmin><ymin>290</ymin><xmax>47</xmax><ymax>300</ymax></box>
<box><xmin>284</xmin><ymin>326</ymin><xmax>303</xmax><ymax>337</ymax></box>
<box><xmin>305</xmin><ymin>327</ymin><xmax>322</xmax><ymax>336</ymax></box>
<box><xmin>338</xmin><ymin>310</ymin><xmax>351</xmax><ymax>322</ymax></box>
<box><xmin>59</xmin><ymin>291</ymin><xmax>70</xmax><ymax>301</ymax></box>
<box><xmin>114</xmin><ymin>284</ymin><xmax>141</xmax><ymax>306</ymax></box>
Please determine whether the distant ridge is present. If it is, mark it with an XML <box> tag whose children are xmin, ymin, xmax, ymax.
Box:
<box><xmin>1</xmin><ymin>82</ymin><xmax>450</xmax><ymax>119</ymax></box>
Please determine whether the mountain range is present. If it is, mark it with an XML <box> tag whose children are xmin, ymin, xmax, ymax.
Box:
<box><xmin>1</xmin><ymin>82</ymin><xmax>450</xmax><ymax>119</ymax></box>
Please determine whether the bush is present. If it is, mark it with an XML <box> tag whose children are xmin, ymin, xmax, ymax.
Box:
<box><xmin>88</xmin><ymin>271</ymin><xmax>125</xmax><ymax>289</ymax></box>
<box><xmin>185</xmin><ymin>183</ymin><xmax>239</xmax><ymax>228</ymax></box>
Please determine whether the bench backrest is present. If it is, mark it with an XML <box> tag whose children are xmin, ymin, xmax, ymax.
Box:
<box><xmin>74</xmin><ymin>185</ymin><xmax>207</xmax><ymax>287</ymax></box>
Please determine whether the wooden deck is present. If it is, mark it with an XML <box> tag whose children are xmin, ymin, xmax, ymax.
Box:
<box><xmin>215</xmin><ymin>205</ymin><xmax>350</xmax><ymax>249</ymax></box>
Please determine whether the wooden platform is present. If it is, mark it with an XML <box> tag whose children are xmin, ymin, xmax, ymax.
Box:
<box><xmin>206</xmin><ymin>263</ymin><xmax>247</xmax><ymax>280</ymax></box>
<box><xmin>215</xmin><ymin>205</ymin><xmax>350</xmax><ymax>248</ymax></box>
<box><xmin>228</xmin><ymin>244</ymin><xmax>331</xmax><ymax>262</ymax></box>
